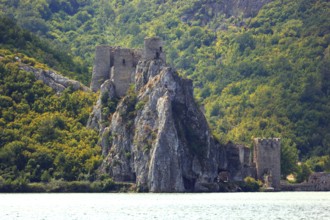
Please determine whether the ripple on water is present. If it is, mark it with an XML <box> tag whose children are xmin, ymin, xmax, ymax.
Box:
<box><xmin>0</xmin><ymin>192</ymin><xmax>329</xmax><ymax>220</ymax></box>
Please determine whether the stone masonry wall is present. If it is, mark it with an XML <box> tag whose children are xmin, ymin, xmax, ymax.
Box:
<box><xmin>144</xmin><ymin>37</ymin><xmax>166</xmax><ymax>62</ymax></box>
<box><xmin>253</xmin><ymin>138</ymin><xmax>281</xmax><ymax>191</ymax></box>
<box><xmin>110</xmin><ymin>47</ymin><xmax>142</xmax><ymax>97</ymax></box>
<box><xmin>90</xmin><ymin>46</ymin><xmax>111</xmax><ymax>92</ymax></box>
<box><xmin>90</xmin><ymin>38</ymin><xmax>160</xmax><ymax>96</ymax></box>
<box><xmin>226</xmin><ymin>143</ymin><xmax>255</xmax><ymax>181</ymax></box>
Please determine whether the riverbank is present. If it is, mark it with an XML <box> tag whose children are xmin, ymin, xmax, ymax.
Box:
<box><xmin>0</xmin><ymin>179</ymin><xmax>135</xmax><ymax>193</ymax></box>
<box><xmin>0</xmin><ymin>180</ymin><xmax>261</xmax><ymax>193</ymax></box>
<box><xmin>281</xmin><ymin>172</ymin><xmax>330</xmax><ymax>191</ymax></box>
<box><xmin>3</xmin><ymin>176</ymin><xmax>329</xmax><ymax>193</ymax></box>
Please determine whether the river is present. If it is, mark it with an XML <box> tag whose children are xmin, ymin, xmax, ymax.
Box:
<box><xmin>0</xmin><ymin>192</ymin><xmax>329</xmax><ymax>219</ymax></box>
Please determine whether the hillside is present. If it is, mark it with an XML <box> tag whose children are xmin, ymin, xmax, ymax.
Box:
<box><xmin>0</xmin><ymin>19</ymin><xmax>103</xmax><ymax>190</ymax></box>
<box><xmin>0</xmin><ymin>0</ymin><xmax>330</xmax><ymax>183</ymax></box>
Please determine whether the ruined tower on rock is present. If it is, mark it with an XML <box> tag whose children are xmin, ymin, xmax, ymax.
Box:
<box><xmin>90</xmin><ymin>37</ymin><xmax>165</xmax><ymax>97</ymax></box>
<box><xmin>143</xmin><ymin>37</ymin><xmax>166</xmax><ymax>62</ymax></box>
<box><xmin>110</xmin><ymin>47</ymin><xmax>141</xmax><ymax>97</ymax></box>
<box><xmin>90</xmin><ymin>46</ymin><xmax>142</xmax><ymax>95</ymax></box>
<box><xmin>88</xmin><ymin>36</ymin><xmax>284</xmax><ymax>192</ymax></box>
<box><xmin>90</xmin><ymin>46</ymin><xmax>112</xmax><ymax>92</ymax></box>
<box><xmin>253</xmin><ymin>138</ymin><xmax>281</xmax><ymax>191</ymax></box>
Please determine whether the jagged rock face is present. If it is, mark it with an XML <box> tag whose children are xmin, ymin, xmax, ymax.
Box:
<box><xmin>87</xmin><ymin>80</ymin><xmax>116</xmax><ymax>132</ymax></box>
<box><xmin>96</xmin><ymin>60</ymin><xmax>227</xmax><ymax>192</ymax></box>
<box><xmin>220</xmin><ymin>0</ymin><xmax>272</xmax><ymax>17</ymax></box>
<box><xmin>20</xmin><ymin>65</ymin><xmax>89</xmax><ymax>93</ymax></box>
<box><xmin>181</xmin><ymin>0</ymin><xmax>272</xmax><ymax>26</ymax></box>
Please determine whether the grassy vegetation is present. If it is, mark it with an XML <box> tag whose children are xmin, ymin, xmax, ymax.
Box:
<box><xmin>0</xmin><ymin>176</ymin><xmax>135</xmax><ymax>193</ymax></box>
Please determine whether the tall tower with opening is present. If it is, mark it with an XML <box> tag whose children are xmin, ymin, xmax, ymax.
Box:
<box><xmin>143</xmin><ymin>37</ymin><xmax>166</xmax><ymax>62</ymax></box>
<box><xmin>253</xmin><ymin>138</ymin><xmax>281</xmax><ymax>191</ymax></box>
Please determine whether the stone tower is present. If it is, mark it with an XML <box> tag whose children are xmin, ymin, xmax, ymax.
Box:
<box><xmin>110</xmin><ymin>47</ymin><xmax>141</xmax><ymax>97</ymax></box>
<box><xmin>90</xmin><ymin>46</ymin><xmax>142</xmax><ymax>95</ymax></box>
<box><xmin>90</xmin><ymin>37</ymin><xmax>165</xmax><ymax>95</ymax></box>
<box><xmin>253</xmin><ymin>138</ymin><xmax>281</xmax><ymax>191</ymax></box>
<box><xmin>90</xmin><ymin>46</ymin><xmax>112</xmax><ymax>92</ymax></box>
<box><xmin>143</xmin><ymin>37</ymin><xmax>166</xmax><ymax>62</ymax></box>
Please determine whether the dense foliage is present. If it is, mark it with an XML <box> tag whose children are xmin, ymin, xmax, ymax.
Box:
<box><xmin>0</xmin><ymin>16</ymin><xmax>89</xmax><ymax>84</ymax></box>
<box><xmin>0</xmin><ymin>49</ymin><xmax>101</xmax><ymax>185</ymax></box>
<box><xmin>0</xmin><ymin>0</ymin><xmax>329</xmax><ymax>181</ymax></box>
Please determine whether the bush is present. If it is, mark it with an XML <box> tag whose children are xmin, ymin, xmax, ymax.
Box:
<box><xmin>102</xmin><ymin>178</ymin><xmax>115</xmax><ymax>191</ymax></box>
<box><xmin>238</xmin><ymin>177</ymin><xmax>262</xmax><ymax>192</ymax></box>
<box><xmin>295</xmin><ymin>163</ymin><xmax>312</xmax><ymax>183</ymax></box>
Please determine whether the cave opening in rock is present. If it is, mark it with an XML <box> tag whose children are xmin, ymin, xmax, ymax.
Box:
<box><xmin>183</xmin><ymin>177</ymin><xmax>196</xmax><ymax>191</ymax></box>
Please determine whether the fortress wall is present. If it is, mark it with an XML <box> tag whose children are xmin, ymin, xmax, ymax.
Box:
<box><xmin>91</xmin><ymin>37</ymin><xmax>163</xmax><ymax>95</ymax></box>
<box><xmin>132</xmin><ymin>49</ymin><xmax>143</xmax><ymax>67</ymax></box>
<box><xmin>91</xmin><ymin>46</ymin><xmax>112</xmax><ymax>92</ymax></box>
<box><xmin>111</xmin><ymin>48</ymin><xmax>141</xmax><ymax>97</ymax></box>
<box><xmin>144</xmin><ymin>37</ymin><xmax>166</xmax><ymax>62</ymax></box>
<box><xmin>239</xmin><ymin>145</ymin><xmax>250</xmax><ymax>166</ymax></box>
<box><xmin>253</xmin><ymin>138</ymin><xmax>281</xmax><ymax>190</ymax></box>
<box><xmin>226</xmin><ymin>143</ymin><xmax>255</xmax><ymax>181</ymax></box>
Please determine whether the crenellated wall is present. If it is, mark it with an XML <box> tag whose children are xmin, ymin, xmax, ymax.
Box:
<box><xmin>253</xmin><ymin>138</ymin><xmax>281</xmax><ymax>191</ymax></box>
<box><xmin>90</xmin><ymin>37</ymin><xmax>165</xmax><ymax>97</ymax></box>
<box><xmin>110</xmin><ymin>47</ymin><xmax>142</xmax><ymax>97</ymax></box>
<box><xmin>90</xmin><ymin>46</ymin><xmax>112</xmax><ymax>92</ymax></box>
<box><xmin>143</xmin><ymin>37</ymin><xmax>166</xmax><ymax>62</ymax></box>
<box><xmin>225</xmin><ymin>143</ymin><xmax>256</xmax><ymax>181</ymax></box>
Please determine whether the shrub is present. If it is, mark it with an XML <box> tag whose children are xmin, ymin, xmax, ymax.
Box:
<box><xmin>239</xmin><ymin>177</ymin><xmax>262</xmax><ymax>192</ymax></box>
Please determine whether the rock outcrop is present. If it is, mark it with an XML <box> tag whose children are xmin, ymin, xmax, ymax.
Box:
<box><xmin>219</xmin><ymin>0</ymin><xmax>272</xmax><ymax>18</ymax></box>
<box><xmin>181</xmin><ymin>0</ymin><xmax>272</xmax><ymax>26</ymax></box>
<box><xmin>20</xmin><ymin>65</ymin><xmax>89</xmax><ymax>93</ymax></box>
<box><xmin>90</xmin><ymin>58</ymin><xmax>227</xmax><ymax>192</ymax></box>
<box><xmin>87</xmin><ymin>37</ymin><xmax>266</xmax><ymax>192</ymax></box>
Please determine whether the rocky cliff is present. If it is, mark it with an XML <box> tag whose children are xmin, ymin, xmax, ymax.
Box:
<box><xmin>181</xmin><ymin>0</ymin><xmax>272</xmax><ymax>26</ymax></box>
<box><xmin>88</xmin><ymin>59</ymin><xmax>228</xmax><ymax>192</ymax></box>
<box><xmin>20</xmin><ymin>65</ymin><xmax>89</xmax><ymax>93</ymax></box>
<box><xmin>219</xmin><ymin>0</ymin><xmax>272</xmax><ymax>17</ymax></box>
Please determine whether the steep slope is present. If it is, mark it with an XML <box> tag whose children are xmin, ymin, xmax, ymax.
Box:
<box><xmin>0</xmin><ymin>19</ymin><xmax>100</xmax><ymax>185</ymax></box>
<box><xmin>200</xmin><ymin>0</ymin><xmax>330</xmax><ymax>174</ymax></box>
<box><xmin>1</xmin><ymin>0</ymin><xmax>329</xmax><ymax>176</ymax></box>
<box><xmin>89</xmin><ymin>58</ymin><xmax>226</xmax><ymax>192</ymax></box>
<box><xmin>0</xmin><ymin>16</ymin><xmax>89</xmax><ymax>84</ymax></box>
<box><xmin>0</xmin><ymin>0</ymin><xmax>272</xmax><ymax>64</ymax></box>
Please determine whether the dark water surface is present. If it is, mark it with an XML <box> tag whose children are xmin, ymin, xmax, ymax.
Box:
<box><xmin>0</xmin><ymin>192</ymin><xmax>329</xmax><ymax>219</ymax></box>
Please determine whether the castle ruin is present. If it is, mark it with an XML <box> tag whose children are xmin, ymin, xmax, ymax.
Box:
<box><xmin>90</xmin><ymin>36</ymin><xmax>284</xmax><ymax>191</ymax></box>
<box><xmin>90</xmin><ymin>37</ymin><xmax>166</xmax><ymax>96</ymax></box>
<box><xmin>253</xmin><ymin>138</ymin><xmax>281</xmax><ymax>191</ymax></box>
<box><xmin>225</xmin><ymin>143</ymin><xmax>256</xmax><ymax>181</ymax></box>
<box><xmin>144</xmin><ymin>37</ymin><xmax>166</xmax><ymax>61</ymax></box>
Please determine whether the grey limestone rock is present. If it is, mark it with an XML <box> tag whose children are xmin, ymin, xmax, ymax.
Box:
<box><xmin>181</xmin><ymin>0</ymin><xmax>272</xmax><ymax>26</ymax></box>
<box><xmin>96</xmin><ymin>59</ymin><xmax>227</xmax><ymax>192</ymax></box>
<box><xmin>87</xmin><ymin>80</ymin><xmax>116</xmax><ymax>132</ymax></box>
<box><xmin>88</xmin><ymin>38</ymin><xmax>257</xmax><ymax>192</ymax></box>
<box><xmin>20</xmin><ymin>65</ymin><xmax>89</xmax><ymax>93</ymax></box>
<box><xmin>218</xmin><ymin>0</ymin><xmax>272</xmax><ymax>18</ymax></box>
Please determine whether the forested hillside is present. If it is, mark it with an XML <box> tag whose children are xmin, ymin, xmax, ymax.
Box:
<box><xmin>0</xmin><ymin>18</ymin><xmax>102</xmax><ymax>190</ymax></box>
<box><xmin>1</xmin><ymin>0</ymin><xmax>330</xmax><ymax>182</ymax></box>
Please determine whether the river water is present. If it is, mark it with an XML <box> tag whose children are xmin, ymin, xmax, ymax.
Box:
<box><xmin>0</xmin><ymin>192</ymin><xmax>329</xmax><ymax>220</ymax></box>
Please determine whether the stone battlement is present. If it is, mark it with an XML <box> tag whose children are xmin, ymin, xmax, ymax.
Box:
<box><xmin>254</xmin><ymin>138</ymin><xmax>281</xmax><ymax>148</ymax></box>
<box><xmin>254</xmin><ymin>138</ymin><xmax>281</xmax><ymax>143</ymax></box>
<box><xmin>253</xmin><ymin>138</ymin><xmax>281</xmax><ymax>191</ymax></box>
<box><xmin>144</xmin><ymin>37</ymin><xmax>166</xmax><ymax>62</ymax></box>
<box><xmin>90</xmin><ymin>37</ymin><xmax>166</xmax><ymax>96</ymax></box>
